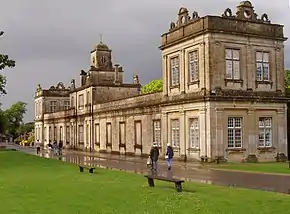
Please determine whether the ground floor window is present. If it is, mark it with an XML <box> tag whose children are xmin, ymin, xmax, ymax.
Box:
<box><xmin>258</xmin><ymin>117</ymin><xmax>272</xmax><ymax>147</ymax></box>
<box><xmin>227</xmin><ymin>117</ymin><xmax>242</xmax><ymax>148</ymax></box>
<box><xmin>189</xmin><ymin>118</ymin><xmax>199</xmax><ymax>149</ymax></box>
<box><xmin>78</xmin><ymin>125</ymin><xmax>84</xmax><ymax>143</ymax></box>
<box><xmin>171</xmin><ymin>119</ymin><xmax>180</xmax><ymax>147</ymax></box>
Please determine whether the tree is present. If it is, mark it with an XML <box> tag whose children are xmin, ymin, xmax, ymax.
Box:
<box><xmin>0</xmin><ymin>31</ymin><xmax>15</xmax><ymax>95</ymax></box>
<box><xmin>5</xmin><ymin>101</ymin><xmax>27</xmax><ymax>139</ymax></box>
<box><xmin>285</xmin><ymin>70</ymin><xmax>290</xmax><ymax>88</ymax></box>
<box><xmin>16</xmin><ymin>122</ymin><xmax>34</xmax><ymax>136</ymax></box>
<box><xmin>141</xmin><ymin>79</ymin><xmax>163</xmax><ymax>94</ymax></box>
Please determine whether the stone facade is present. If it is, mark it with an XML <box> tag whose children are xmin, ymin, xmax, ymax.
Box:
<box><xmin>35</xmin><ymin>1</ymin><xmax>289</xmax><ymax>162</ymax></box>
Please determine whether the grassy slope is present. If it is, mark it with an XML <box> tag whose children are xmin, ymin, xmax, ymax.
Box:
<box><xmin>212</xmin><ymin>162</ymin><xmax>290</xmax><ymax>174</ymax></box>
<box><xmin>0</xmin><ymin>151</ymin><xmax>289</xmax><ymax>214</ymax></box>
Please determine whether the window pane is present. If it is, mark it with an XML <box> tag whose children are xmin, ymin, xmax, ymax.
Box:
<box><xmin>235</xmin><ymin>118</ymin><xmax>241</xmax><ymax>128</ymax></box>
<box><xmin>263</xmin><ymin>52</ymin><xmax>269</xmax><ymax>62</ymax></box>
<box><xmin>256</xmin><ymin>51</ymin><xmax>263</xmax><ymax>61</ymax></box>
<box><xmin>228</xmin><ymin>118</ymin><xmax>234</xmax><ymax>128</ymax></box>
<box><xmin>263</xmin><ymin>63</ymin><xmax>269</xmax><ymax>80</ymax></box>
<box><xmin>256</xmin><ymin>63</ymin><xmax>263</xmax><ymax>81</ymax></box>
<box><xmin>228</xmin><ymin>129</ymin><xmax>234</xmax><ymax>147</ymax></box>
<box><xmin>232</xmin><ymin>50</ymin><xmax>239</xmax><ymax>60</ymax></box>
<box><xmin>233</xmin><ymin>61</ymin><xmax>240</xmax><ymax>79</ymax></box>
<box><xmin>226</xmin><ymin>60</ymin><xmax>233</xmax><ymax>79</ymax></box>
<box><xmin>225</xmin><ymin>49</ymin><xmax>232</xmax><ymax>59</ymax></box>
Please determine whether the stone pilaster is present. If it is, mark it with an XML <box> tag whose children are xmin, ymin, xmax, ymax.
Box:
<box><xmin>179</xmin><ymin>110</ymin><xmax>186</xmax><ymax>160</ymax></box>
<box><xmin>199</xmin><ymin>108</ymin><xmax>207</xmax><ymax>158</ymax></box>
<box><xmin>162</xmin><ymin>56</ymin><xmax>168</xmax><ymax>96</ymax></box>
<box><xmin>180</xmin><ymin>49</ymin><xmax>185</xmax><ymax>93</ymax></box>
<box><xmin>215</xmin><ymin>108</ymin><xmax>224</xmax><ymax>160</ymax></box>
<box><xmin>276</xmin><ymin>108</ymin><xmax>287</xmax><ymax>162</ymax></box>
<box><xmin>246</xmin><ymin>108</ymin><xmax>258</xmax><ymax>162</ymax></box>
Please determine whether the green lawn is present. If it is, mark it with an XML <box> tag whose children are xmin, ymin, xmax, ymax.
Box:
<box><xmin>211</xmin><ymin>162</ymin><xmax>290</xmax><ymax>174</ymax></box>
<box><xmin>0</xmin><ymin>151</ymin><xmax>289</xmax><ymax>214</ymax></box>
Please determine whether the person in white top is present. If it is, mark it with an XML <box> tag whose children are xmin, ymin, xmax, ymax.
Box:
<box><xmin>36</xmin><ymin>140</ymin><xmax>41</xmax><ymax>155</ymax></box>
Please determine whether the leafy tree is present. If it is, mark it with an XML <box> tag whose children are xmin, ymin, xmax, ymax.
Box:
<box><xmin>16</xmin><ymin>122</ymin><xmax>34</xmax><ymax>136</ymax></box>
<box><xmin>141</xmin><ymin>79</ymin><xmax>163</xmax><ymax>94</ymax></box>
<box><xmin>285</xmin><ymin>70</ymin><xmax>289</xmax><ymax>87</ymax></box>
<box><xmin>5</xmin><ymin>101</ymin><xmax>27</xmax><ymax>139</ymax></box>
<box><xmin>0</xmin><ymin>31</ymin><xmax>16</xmax><ymax>95</ymax></box>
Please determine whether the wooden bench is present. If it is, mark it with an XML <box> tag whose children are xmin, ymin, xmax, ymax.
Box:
<box><xmin>78</xmin><ymin>165</ymin><xmax>96</xmax><ymax>174</ymax></box>
<box><xmin>144</xmin><ymin>174</ymin><xmax>185</xmax><ymax>192</ymax></box>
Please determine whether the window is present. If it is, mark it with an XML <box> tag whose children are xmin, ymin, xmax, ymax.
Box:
<box><xmin>95</xmin><ymin>124</ymin><xmax>100</xmax><ymax>144</ymax></box>
<box><xmin>78</xmin><ymin>125</ymin><xmax>84</xmax><ymax>143</ymax></box>
<box><xmin>86</xmin><ymin>124</ymin><xmax>89</xmax><ymax>145</ymax></box>
<box><xmin>87</xmin><ymin>91</ymin><xmax>90</xmax><ymax>104</ymax></box>
<box><xmin>256</xmin><ymin>51</ymin><xmax>270</xmax><ymax>81</ymax></box>
<box><xmin>189</xmin><ymin>118</ymin><xmax>199</xmax><ymax>148</ymax></box>
<box><xmin>227</xmin><ymin>117</ymin><xmax>242</xmax><ymax>148</ymax></box>
<box><xmin>225</xmin><ymin>49</ymin><xmax>240</xmax><ymax>80</ymax></box>
<box><xmin>78</xmin><ymin>94</ymin><xmax>84</xmax><ymax>109</ymax></box>
<box><xmin>134</xmin><ymin>121</ymin><xmax>142</xmax><ymax>145</ymax></box>
<box><xmin>258</xmin><ymin>117</ymin><xmax>272</xmax><ymax>147</ymax></box>
<box><xmin>171</xmin><ymin>119</ymin><xmax>180</xmax><ymax>147</ymax></box>
<box><xmin>44</xmin><ymin>127</ymin><xmax>47</xmax><ymax>141</ymax></box>
<box><xmin>170</xmin><ymin>57</ymin><xmax>180</xmax><ymax>86</ymax></box>
<box><xmin>153</xmin><ymin>120</ymin><xmax>161</xmax><ymax>147</ymax></box>
<box><xmin>49</xmin><ymin>127</ymin><xmax>52</xmax><ymax>141</ymax></box>
<box><xmin>50</xmin><ymin>101</ymin><xmax>57</xmax><ymax>113</ymax></box>
<box><xmin>188</xmin><ymin>51</ymin><xmax>199</xmax><ymax>82</ymax></box>
<box><xmin>119</xmin><ymin>122</ymin><xmax>126</xmax><ymax>145</ymax></box>
<box><xmin>60</xmin><ymin>126</ymin><xmax>63</xmax><ymax>142</ymax></box>
<box><xmin>66</xmin><ymin>126</ymin><xmax>70</xmax><ymax>142</ymax></box>
<box><xmin>64</xmin><ymin>101</ymin><xmax>70</xmax><ymax>110</ymax></box>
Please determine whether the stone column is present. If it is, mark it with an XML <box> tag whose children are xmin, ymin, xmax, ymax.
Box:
<box><xmin>215</xmin><ymin>108</ymin><xmax>224</xmax><ymax>160</ymax></box>
<box><xmin>180</xmin><ymin>49</ymin><xmax>185</xmax><ymax>93</ymax></box>
<box><xmin>162</xmin><ymin>56</ymin><xmax>168</xmax><ymax>96</ymax></box>
<box><xmin>161</xmin><ymin>112</ymin><xmax>168</xmax><ymax>149</ymax></box>
<box><xmin>179</xmin><ymin>110</ymin><xmax>186</xmax><ymax>159</ymax></box>
<box><xmin>246</xmin><ymin>108</ymin><xmax>257</xmax><ymax>162</ymax></box>
<box><xmin>245</xmin><ymin>44</ymin><xmax>252</xmax><ymax>89</ymax></box>
<box><xmin>276</xmin><ymin>108</ymin><xmax>287</xmax><ymax>161</ymax></box>
<box><xmin>199</xmin><ymin>108</ymin><xmax>207</xmax><ymax>158</ymax></box>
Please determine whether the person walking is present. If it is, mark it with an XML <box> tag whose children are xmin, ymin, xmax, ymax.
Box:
<box><xmin>149</xmin><ymin>142</ymin><xmax>159</xmax><ymax>172</ymax></box>
<box><xmin>36</xmin><ymin>140</ymin><xmax>41</xmax><ymax>155</ymax></box>
<box><xmin>53</xmin><ymin>141</ymin><xmax>58</xmax><ymax>155</ymax></box>
<box><xmin>58</xmin><ymin>140</ymin><xmax>63</xmax><ymax>156</ymax></box>
<box><xmin>165</xmin><ymin>143</ymin><xmax>174</xmax><ymax>170</ymax></box>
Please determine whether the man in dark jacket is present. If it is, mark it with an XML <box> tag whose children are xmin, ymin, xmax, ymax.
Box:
<box><xmin>150</xmin><ymin>142</ymin><xmax>159</xmax><ymax>172</ymax></box>
<box><xmin>58</xmin><ymin>140</ymin><xmax>63</xmax><ymax>156</ymax></box>
<box><xmin>165</xmin><ymin>143</ymin><xmax>174</xmax><ymax>170</ymax></box>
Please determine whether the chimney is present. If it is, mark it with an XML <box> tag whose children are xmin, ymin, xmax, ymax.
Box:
<box><xmin>80</xmin><ymin>70</ymin><xmax>86</xmax><ymax>86</ymax></box>
<box><xmin>114</xmin><ymin>64</ymin><xmax>120</xmax><ymax>84</ymax></box>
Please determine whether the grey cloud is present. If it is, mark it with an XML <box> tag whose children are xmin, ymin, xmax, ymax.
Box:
<box><xmin>0</xmin><ymin>0</ymin><xmax>289</xmax><ymax>122</ymax></box>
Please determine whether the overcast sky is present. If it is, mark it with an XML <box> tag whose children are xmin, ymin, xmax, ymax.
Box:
<box><xmin>0</xmin><ymin>0</ymin><xmax>289</xmax><ymax>122</ymax></box>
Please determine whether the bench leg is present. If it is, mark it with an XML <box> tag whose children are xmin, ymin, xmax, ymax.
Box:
<box><xmin>147</xmin><ymin>178</ymin><xmax>155</xmax><ymax>187</ymax></box>
<box><xmin>79</xmin><ymin>167</ymin><xmax>84</xmax><ymax>172</ymax></box>
<box><xmin>175</xmin><ymin>182</ymin><xmax>182</xmax><ymax>192</ymax></box>
<box><xmin>89</xmin><ymin>168</ymin><xmax>94</xmax><ymax>174</ymax></box>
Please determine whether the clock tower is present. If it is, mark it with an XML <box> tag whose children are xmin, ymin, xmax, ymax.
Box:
<box><xmin>90</xmin><ymin>42</ymin><xmax>113</xmax><ymax>70</ymax></box>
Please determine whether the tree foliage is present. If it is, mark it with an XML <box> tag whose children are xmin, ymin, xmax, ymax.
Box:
<box><xmin>0</xmin><ymin>31</ymin><xmax>15</xmax><ymax>95</ymax></box>
<box><xmin>141</xmin><ymin>79</ymin><xmax>163</xmax><ymax>94</ymax></box>
<box><xmin>285</xmin><ymin>70</ymin><xmax>290</xmax><ymax>88</ymax></box>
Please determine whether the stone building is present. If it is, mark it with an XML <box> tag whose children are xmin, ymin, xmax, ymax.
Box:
<box><xmin>35</xmin><ymin>1</ymin><xmax>289</xmax><ymax>162</ymax></box>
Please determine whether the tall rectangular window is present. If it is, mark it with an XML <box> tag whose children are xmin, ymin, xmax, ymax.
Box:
<box><xmin>87</xmin><ymin>91</ymin><xmax>90</xmax><ymax>104</ymax></box>
<box><xmin>189</xmin><ymin>118</ymin><xmax>199</xmax><ymax>148</ymax></box>
<box><xmin>86</xmin><ymin>124</ymin><xmax>89</xmax><ymax>145</ymax></box>
<box><xmin>78</xmin><ymin>125</ymin><xmax>84</xmax><ymax>143</ymax></box>
<box><xmin>119</xmin><ymin>122</ymin><xmax>126</xmax><ymax>145</ymax></box>
<box><xmin>50</xmin><ymin>101</ymin><xmax>57</xmax><ymax>113</ymax></box>
<box><xmin>153</xmin><ymin>120</ymin><xmax>161</xmax><ymax>147</ymax></box>
<box><xmin>256</xmin><ymin>51</ymin><xmax>270</xmax><ymax>81</ymax></box>
<box><xmin>44</xmin><ymin>127</ymin><xmax>47</xmax><ymax>141</ymax></box>
<box><xmin>188</xmin><ymin>51</ymin><xmax>199</xmax><ymax>82</ymax></box>
<box><xmin>59</xmin><ymin>126</ymin><xmax>63</xmax><ymax>142</ymax></box>
<box><xmin>225</xmin><ymin>49</ymin><xmax>240</xmax><ymax>80</ymax></box>
<box><xmin>66</xmin><ymin>126</ymin><xmax>70</xmax><ymax>143</ymax></box>
<box><xmin>49</xmin><ymin>127</ymin><xmax>52</xmax><ymax>141</ymax></box>
<box><xmin>170</xmin><ymin>57</ymin><xmax>180</xmax><ymax>86</ymax></box>
<box><xmin>258</xmin><ymin>117</ymin><xmax>272</xmax><ymax>147</ymax></box>
<box><xmin>134</xmin><ymin>121</ymin><xmax>142</xmax><ymax>146</ymax></box>
<box><xmin>227</xmin><ymin>117</ymin><xmax>242</xmax><ymax>148</ymax></box>
<box><xmin>71</xmin><ymin>96</ymin><xmax>74</xmax><ymax>107</ymax></box>
<box><xmin>171</xmin><ymin>119</ymin><xmax>180</xmax><ymax>147</ymax></box>
<box><xmin>64</xmin><ymin>101</ymin><xmax>70</xmax><ymax>110</ymax></box>
<box><xmin>95</xmin><ymin>124</ymin><xmax>100</xmax><ymax>144</ymax></box>
<box><xmin>106</xmin><ymin>123</ymin><xmax>112</xmax><ymax>144</ymax></box>
<box><xmin>54</xmin><ymin>126</ymin><xmax>57</xmax><ymax>141</ymax></box>
<box><xmin>78</xmin><ymin>94</ymin><xmax>84</xmax><ymax>109</ymax></box>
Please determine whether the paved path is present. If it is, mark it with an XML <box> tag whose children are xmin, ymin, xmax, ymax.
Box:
<box><xmin>5</xmin><ymin>143</ymin><xmax>290</xmax><ymax>194</ymax></box>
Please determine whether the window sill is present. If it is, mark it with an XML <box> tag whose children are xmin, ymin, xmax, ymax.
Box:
<box><xmin>134</xmin><ymin>144</ymin><xmax>142</xmax><ymax>150</ymax></box>
<box><xmin>224</xmin><ymin>79</ymin><xmax>243</xmax><ymax>86</ymax></box>
<box><xmin>170</xmin><ymin>84</ymin><xmax>180</xmax><ymax>89</ymax></box>
<box><xmin>255</xmin><ymin>80</ymin><xmax>273</xmax><ymax>86</ymax></box>
<box><xmin>188</xmin><ymin>80</ymin><xmax>200</xmax><ymax>86</ymax></box>
<box><xmin>226</xmin><ymin>148</ymin><xmax>246</xmax><ymax>152</ymax></box>
<box><xmin>187</xmin><ymin>148</ymin><xmax>200</xmax><ymax>152</ymax></box>
<box><xmin>257</xmin><ymin>146</ymin><xmax>275</xmax><ymax>152</ymax></box>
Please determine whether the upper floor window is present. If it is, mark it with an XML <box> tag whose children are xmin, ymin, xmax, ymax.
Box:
<box><xmin>225</xmin><ymin>49</ymin><xmax>240</xmax><ymax>80</ymax></box>
<box><xmin>170</xmin><ymin>57</ymin><xmax>179</xmax><ymax>86</ymax></box>
<box><xmin>227</xmin><ymin>117</ymin><xmax>242</xmax><ymax>148</ymax></box>
<box><xmin>188</xmin><ymin>51</ymin><xmax>199</xmax><ymax>82</ymax></box>
<box><xmin>64</xmin><ymin>101</ymin><xmax>70</xmax><ymax>110</ymax></box>
<box><xmin>256</xmin><ymin>51</ymin><xmax>270</xmax><ymax>81</ymax></box>
<box><xmin>258</xmin><ymin>117</ymin><xmax>272</xmax><ymax>147</ymax></box>
<box><xmin>78</xmin><ymin>94</ymin><xmax>84</xmax><ymax>109</ymax></box>
<box><xmin>71</xmin><ymin>96</ymin><xmax>74</xmax><ymax>107</ymax></box>
<box><xmin>50</xmin><ymin>101</ymin><xmax>57</xmax><ymax>113</ymax></box>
